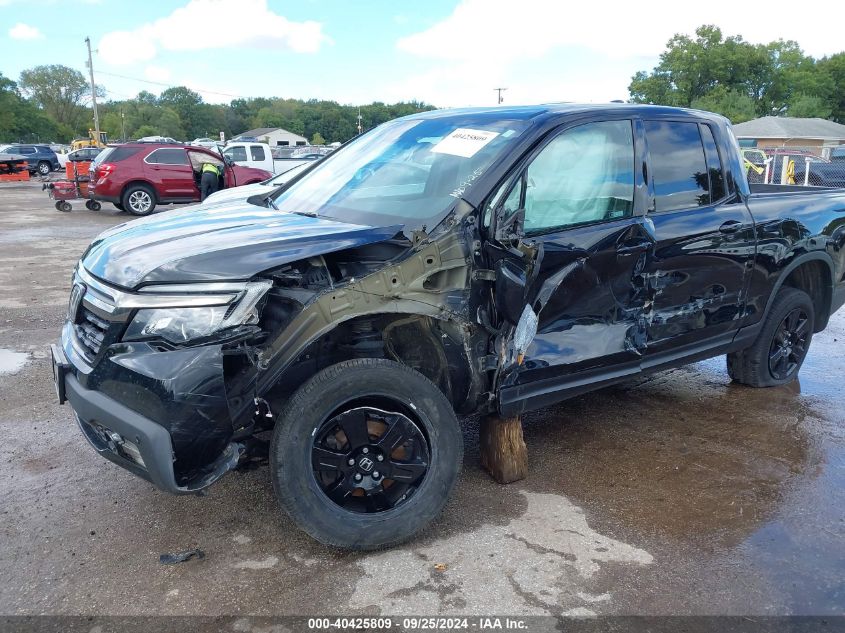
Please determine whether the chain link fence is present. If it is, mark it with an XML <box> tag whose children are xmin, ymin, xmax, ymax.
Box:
<box><xmin>741</xmin><ymin>146</ymin><xmax>845</xmax><ymax>187</ymax></box>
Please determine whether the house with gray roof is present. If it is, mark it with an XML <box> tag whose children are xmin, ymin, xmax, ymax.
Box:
<box><xmin>234</xmin><ymin>127</ymin><xmax>308</xmax><ymax>147</ymax></box>
<box><xmin>733</xmin><ymin>117</ymin><xmax>845</xmax><ymax>158</ymax></box>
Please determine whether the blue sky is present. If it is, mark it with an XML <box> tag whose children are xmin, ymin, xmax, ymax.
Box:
<box><xmin>2</xmin><ymin>0</ymin><xmax>841</xmax><ymax>108</ymax></box>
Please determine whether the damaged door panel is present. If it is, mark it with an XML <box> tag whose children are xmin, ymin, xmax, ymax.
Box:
<box><xmin>487</xmin><ymin>118</ymin><xmax>653</xmax><ymax>413</ymax></box>
<box><xmin>639</xmin><ymin>119</ymin><xmax>756</xmax><ymax>356</ymax></box>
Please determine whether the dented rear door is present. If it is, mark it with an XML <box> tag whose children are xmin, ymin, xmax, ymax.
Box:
<box><xmin>640</xmin><ymin>119</ymin><xmax>754</xmax><ymax>357</ymax></box>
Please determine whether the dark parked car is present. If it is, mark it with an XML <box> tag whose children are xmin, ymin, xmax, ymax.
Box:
<box><xmin>53</xmin><ymin>105</ymin><xmax>845</xmax><ymax>549</ymax></box>
<box><xmin>88</xmin><ymin>143</ymin><xmax>272</xmax><ymax>215</ymax></box>
<box><xmin>0</xmin><ymin>144</ymin><xmax>60</xmax><ymax>175</ymax></box>
<box><xmin>794</xmin><ymin>148</ymin><xmax>845</xmax><ymax>187</ymax></box>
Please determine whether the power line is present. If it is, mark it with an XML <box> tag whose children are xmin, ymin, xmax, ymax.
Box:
<box><xmin>95</xmin><ymin>69</ymin><xmax>247</xmax><ymax>99</ymax></box>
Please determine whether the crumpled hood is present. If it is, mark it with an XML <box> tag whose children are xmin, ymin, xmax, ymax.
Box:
<box><xmin>81</xmin><ymin>201</ymin><xmax>402</xmax><ymax>288</ymax></box>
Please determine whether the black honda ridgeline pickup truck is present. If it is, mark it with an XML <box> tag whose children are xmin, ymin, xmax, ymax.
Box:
<box><xmin>53</xmin><ymin>105</ymin><xmax>845</xmax><ymax>549</ymax></box>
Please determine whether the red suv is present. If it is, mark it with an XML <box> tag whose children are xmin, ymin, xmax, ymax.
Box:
<box><xmin>89</xmin><ymin>143</ymin><xmax>272</xmax><ymax>215</ymax></box>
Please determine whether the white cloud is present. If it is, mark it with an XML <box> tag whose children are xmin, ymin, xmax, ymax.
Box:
<box><xmin>8</xmin><ymin>23</ymin><xmax>43</xmax><ymax>40</ymax></box>
<box><xmin>393</xmin><ymin>0</ymin><xmax>845</xmax><ymax>106</ymax></box>
<box><xmin>98</xmin><ymin>0</ymin><xmax>329</xmax><ymax>66</ymax></box>
<box><xmin>398</xmin><ymin>0</ymin><xmax>843</xmax><ymax>62</ymax></box>
<box><xmin>143</xmin><ymin>65</ymin><xmax>171</xmax><ymax>82</ymax></box>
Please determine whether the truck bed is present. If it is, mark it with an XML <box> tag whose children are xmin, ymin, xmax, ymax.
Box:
<box><xmin>748</xmin><ymin>183</ymin><xmax>845</xmax><ymax>197</ymax></box>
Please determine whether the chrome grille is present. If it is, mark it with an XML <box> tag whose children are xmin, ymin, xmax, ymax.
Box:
<box><xmin>73</xmin><ymin>307</ymin><xmax>109</xmax><ymax>357</ymax></box>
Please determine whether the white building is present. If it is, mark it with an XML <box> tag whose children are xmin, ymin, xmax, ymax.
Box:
<box><xmin>234</xmin><ymin>127</ymin><xmax>308</xmax><ymax>147</ymax></box>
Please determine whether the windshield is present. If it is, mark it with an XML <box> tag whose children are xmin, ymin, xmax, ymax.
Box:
<box><xmin>270</xmin><ymin>114</ymin><xmax>530</xmax><ymax>230</ymax></box>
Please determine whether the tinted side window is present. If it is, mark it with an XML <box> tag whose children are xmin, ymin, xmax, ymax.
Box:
<box><xmin>147</xmin><ymin>148</ymin><xmax>189</xmax><ymax>165</ymax></box>
<box><xmin>108</xmin><ymin>147</ymin><xmax>142</xmax><ymax>162</ymax></box>
<box><xmin>645</xmin><ymin>120</ymin><xmax>708</xmax><ymax>212</ymax></box>
<box><xmin>523</xmin><ymin>120</ymin><xmax>634</xmax><ymax>233</ymax></box>
<box><xmin>700</xmin><ymin>125</ymin><xmax>726</xmax><ymax>202</ymax></box>
<box><xmin>250</xmin><ymin>145</ymin><xmax>265</xmax><ymax>161</ymax></box>
<box><xmin>225</xmin><ymin>146</ymin><xmax>247</xmax><ymax>162</ymax></box>
<box><xmin>19</xmin><ymin>146</ymin><xmax>36</xmax><ymax>154</ymax></box>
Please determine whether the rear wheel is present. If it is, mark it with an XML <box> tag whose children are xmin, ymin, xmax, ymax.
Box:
<box><xmin>122</xmin><ymin>184</ymin><xmax>156</xmax><ymax>216</ymax></box>
<box><xmin>727</xmin><ymin>287</ymin><xmax>814</xmax><ymax>387</ymax></box>
<box><xmin>271</xmin><ymin>358</ymin><xmax>462</xmax><ymax>550</ymax></box>
<box><xmin>37</xmin><ymin>161</ymin><xmax>51</xmax><ymax>176</ymax></box>
<box><xmin>85</xmin><ymin>200</ymin><xmax>101</xmax><ymax>211</ymax></box>
<box><xmin>58</xmin><ymin>201</ymin><xmax>72</xmax><ymax>212</ymax></box>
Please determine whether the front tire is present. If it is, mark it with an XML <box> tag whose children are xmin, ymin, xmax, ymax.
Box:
<box><xmin>270</xmin><ymin>358</ymin><xmax>463</xmax><ymax>550</ymax></box>
<box><xmin>37</xmin><ymin>161</ymin><xmax>51</xmax><ymax>176</ymax></box>
<box><xmin>727</xmin><ymin>287</ymin><xmax>814</xmax><ymax>387</ymax></box>
<box><xmin>122</xmin><ymin>184</ymin><xmax>156</xmax><ymax>216</ymax></box>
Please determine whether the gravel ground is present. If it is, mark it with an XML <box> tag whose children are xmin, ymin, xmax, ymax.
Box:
<box><xmin>0</xmin><ymin>181</ymin><xmax>843</xmax><ymax>617</ymax></box>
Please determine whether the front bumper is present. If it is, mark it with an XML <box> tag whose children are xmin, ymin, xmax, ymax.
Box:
<box><xmin>52</xmin><ymin>336</ymin><xmax>243</xmax><ymax>495</ymax></box>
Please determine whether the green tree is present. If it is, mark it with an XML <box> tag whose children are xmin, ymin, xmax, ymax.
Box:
<box><xmin>691</xmin><ymin>87</ymin><xmax>757</xmax><ymax>123</ymax></box>
<box><xmin>629</xmin><ymin>25</ymin><xmax>834</xmax><ymax>119</ymax></box>
<box><xmin>18</xmin><ymin>64</ymin><xmax>92</xmax><ymax>131</ymax></box>
<box><xmin>0</xmin><ymin>72</ymin><xmax>62</xmax><ymax>142</ymax></box>
<box><xmin>788</xmin><ymin>95</ymin><xmax>832</xmax><ymax>118</ymax></box>
<box><xmin>629</xmin><ymin>26</ymin><xmax>757</xmax><ymax>107</ymax></box>
<box><xmin>311</xmin><ymin>132</ymin><xmax>326</xmax><ymax>145</ymax></box>
<box><xmin>134</xmin><ymin>124</ymin><xmax>158</xmax><ymax>137</ymax></box>
<box><xmin>817</xmin><ymin>53</ymin><xmax>845</xmax><ymax>122</ymax></box>
<box><xmin>158</xmin><ymin>86</ymin><xmax>211</xmax><ymax>139</ymax></box>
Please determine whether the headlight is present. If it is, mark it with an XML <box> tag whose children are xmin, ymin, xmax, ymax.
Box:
<box><xmin>124</xmin><ymin>280</ymin><xmax>271</xmax><ymax>344</ymax></box>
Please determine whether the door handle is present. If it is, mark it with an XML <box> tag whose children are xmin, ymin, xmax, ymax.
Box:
<box><xmin>616</xmin><ymin>238</ymin><xmax>652</xmax><ymax>255</ymax></box>
<box><xmin>719</xmin><ymin>220</ymin><xmax>744</xmax><ymax>234</ymax></box>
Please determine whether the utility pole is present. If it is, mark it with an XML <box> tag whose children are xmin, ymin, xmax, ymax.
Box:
<box><xmin>121</xmin><ymin>111</ymin><xmax>126</xmax><ymax>141</ymax></box>
<box><xmin>85</xmin><ymin>36</ymin><xmax>101</xmax><ymax>145</ymax></box>
<box><xmin>494</xmin><ymin>87</ymin><xmax>507</xmax><ymax>104</ymax></box>
<box><xmin>357</xmin><ymin>107</ymin><xmax>363</xmax><ymax>135</ymax></box>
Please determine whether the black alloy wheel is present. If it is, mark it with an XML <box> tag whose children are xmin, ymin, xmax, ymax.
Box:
<box><xmin>768</xmin><ymin>307</ymin><xmax>810</xmax><ymax>381</ymax></box>
<box><xmin>311</xmin><ymin>406</ymin><xmax>430</xmax><ymax>514</ymax></box>
<box><xmin>726</xmin><ymin>286</ymin><xmax>815</xmax><ymax>387</ymax></box>
<box><xmin>270</xmin><ymin>358</ymin><xmax>462</xmax><ymax>549</ymax></box>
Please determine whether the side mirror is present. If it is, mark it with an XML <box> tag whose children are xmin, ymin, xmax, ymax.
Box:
<box><xmin>494</xmin><ymin>259</ymin><xmax>528</xmax><ymax>324</ymax></box>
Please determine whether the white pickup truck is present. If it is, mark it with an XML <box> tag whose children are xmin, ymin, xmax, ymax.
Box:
<box><xmin>220</xmin><ymin>141</ymin><xmax>320</xmax><ymax>174</ymax></box>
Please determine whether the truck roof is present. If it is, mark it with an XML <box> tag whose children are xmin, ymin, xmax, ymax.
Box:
<box><xmin>405</xmin><ymin>103</ymin><xmax>727</xmax><ymax>125</ymax></box>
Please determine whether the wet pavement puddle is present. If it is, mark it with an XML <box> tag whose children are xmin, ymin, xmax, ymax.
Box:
<box><xmin>0</xmin><ymin>349</ymin><xmax>28</xmax><ymax>375</ymax></box>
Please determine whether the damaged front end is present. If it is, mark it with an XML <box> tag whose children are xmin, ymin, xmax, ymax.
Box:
<box><xmin>59</xmin><ymin>201</ymin><xmax>493</xmax><ymax>493</ymax></box>
<box><xmin>58</xmin><ymin>267</ymin><xmax>271</xmax><ymax>492</ymax></box>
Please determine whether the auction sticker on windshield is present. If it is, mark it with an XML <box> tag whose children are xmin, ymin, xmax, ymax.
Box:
<box><xmin>431</xmin><ymin>128</ymin><xmax>499</xmax><ymax>158</ymax></box>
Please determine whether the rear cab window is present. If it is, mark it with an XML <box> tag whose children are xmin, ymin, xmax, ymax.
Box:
<box><xmin>250</xmin><ymin>145</ymin><xmax>266</xmax><ymax>161</ymax></box>
<box><xmin>700</xmin><ymin>124</ymin><xmax>727</xmax><ymax>201</ymax></box>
